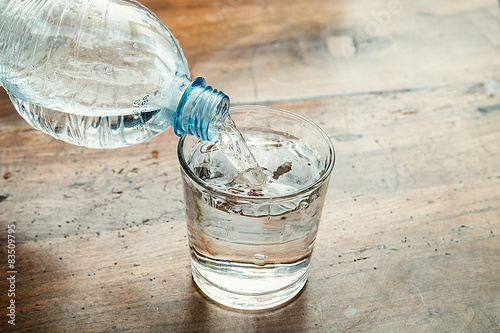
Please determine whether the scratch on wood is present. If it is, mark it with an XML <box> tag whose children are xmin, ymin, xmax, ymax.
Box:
<box><xmin>352</xmin><ymin>35</ymin><xmax>359</xmax><ymax>55</ymax></box>
<box><xmin>333</xmin><ymin>133</ymin><xmax>363</xmax><ymax>142</ymax></box>
<box><xmin>410</xmin><ymin>282</ymin><xmax>427</xmax><ymax>306</ymax></box>
<box><xmin>477</xmin><ymin>104</ymin><xmax>500</xmax><ymax>114</ymax></box>
<box><xmin>248</xmin><ymin>43</ymin><xmax>259</xmax><ymax>98</ymax></box>
<box><xmin>389</xmin><ymin>149</ymin><xmax>400</xmax><ymax>191</ymax></box>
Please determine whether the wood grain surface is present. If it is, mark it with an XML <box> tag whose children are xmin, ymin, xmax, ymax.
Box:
<box><xmin>1</xmin><ymin>0</ymin><xmax>499</xmax><ymax>332</ymax></box>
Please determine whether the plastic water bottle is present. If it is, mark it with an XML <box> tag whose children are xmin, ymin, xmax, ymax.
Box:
<box><xmin>0</xmin><ymin>0</ymin><xmax>229</xmax><ymax>148</ymax></box>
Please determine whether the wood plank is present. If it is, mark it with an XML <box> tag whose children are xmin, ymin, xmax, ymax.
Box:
<box><xmin>145</xmin><ymin>0</ymin><xmax>500</xmax><ymax>103</ymax></box>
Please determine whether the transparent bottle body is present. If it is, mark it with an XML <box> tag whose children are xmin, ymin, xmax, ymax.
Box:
<box><xmin>0</xmin><ymin>0</ymin><xmax>208</xmax><ymax>148</ymax></box>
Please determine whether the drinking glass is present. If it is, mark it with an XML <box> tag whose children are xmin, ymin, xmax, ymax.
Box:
<box><xmin>177</xmin><ymin>106</ymin><xmax>335</xmax><ymax>310</ymax></box>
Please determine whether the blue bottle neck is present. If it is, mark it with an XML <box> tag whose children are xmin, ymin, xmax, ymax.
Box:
<box><xmin>174</xmin><ymin>77</ymin><xmax>230</xmax><ymax>142</ymax></box>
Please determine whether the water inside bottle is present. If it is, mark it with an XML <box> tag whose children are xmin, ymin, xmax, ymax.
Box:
<box><xmin>0</xmin><ymin>0</ymin><xmax>190</xmax><ymax>148</ymax></box>
<box><xmin>7</xmin><ymin>91</ymin><xmax>171</xmax><ymax>148</ymax></box>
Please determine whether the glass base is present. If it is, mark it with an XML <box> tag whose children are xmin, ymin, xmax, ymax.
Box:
<box><xmin>191</xmin><ymin>258</ymin><xmax>308</xmax><ymax>311</ymax></box>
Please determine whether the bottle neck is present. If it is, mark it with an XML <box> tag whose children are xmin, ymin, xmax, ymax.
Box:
<box><xmin>174</xmin><ymin>77</ymin><xmax>230</xmax><ymax>142</ymax></box>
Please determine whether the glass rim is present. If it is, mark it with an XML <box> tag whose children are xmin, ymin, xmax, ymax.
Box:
<box><xmin>177</xmin><ymin>105</ymin><xmax>335</xmax><ymax>201</ymax></box>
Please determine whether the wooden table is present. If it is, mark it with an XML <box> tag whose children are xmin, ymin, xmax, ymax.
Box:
<box><xmin>1</xmin><ymin>0</ymin><xmax>499</xmax><ymax>331</ymax></box>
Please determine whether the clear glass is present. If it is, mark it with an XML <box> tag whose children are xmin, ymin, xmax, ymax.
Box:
<box><xmin>177</xmin><ymin>106</ymin><xmax>335</xmax><ymax>310</ymax></box>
